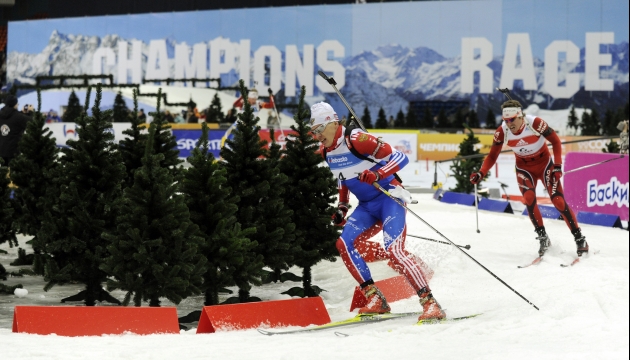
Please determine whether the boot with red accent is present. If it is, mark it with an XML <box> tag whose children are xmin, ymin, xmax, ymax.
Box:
<box><xmin>358</xmin><ymin>284</ymin><xmax>391</xmax><ymax>314</ymax></box>
<box><xmin>417</xmin><ymin>288</ymin><xmax>445</xmax><ymax>321</ymax></box>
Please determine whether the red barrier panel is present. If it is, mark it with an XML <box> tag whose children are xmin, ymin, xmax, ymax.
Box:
<box><xmin>196</xmin><ymin>297</ymin><xmax>330</xmax><ymax>333</ymax></box>
<box><xmin>12</xmin><ymin>306</ymin><xmax>180</xmax><ymax>336</ymax></box>
<box><xmin>350</xmin><ymin>275</ymin><xmax>417</xmax><ymax>311</ymax></box>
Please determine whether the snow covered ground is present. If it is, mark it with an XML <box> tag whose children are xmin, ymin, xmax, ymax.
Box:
<box><xmin>0</xmin><ymin>188</ymin><xmax>627</xmax><ymax>359</ymax></box>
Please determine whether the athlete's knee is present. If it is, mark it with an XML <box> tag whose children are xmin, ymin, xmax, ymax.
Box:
<box><xmin>551</xmin><ymin>195</ymin><xmax>566</xmax><ymax>211</ymax></box>
<box><xmin>523</xmin><ymin>190</ymin><xmax>537</xmax><ymax>206</ymax></box>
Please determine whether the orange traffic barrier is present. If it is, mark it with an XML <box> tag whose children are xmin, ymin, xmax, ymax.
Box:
<box><xmin>196</xmin><ymin>297</ymin><xmax>330</xmax><ymax>333</ymax></box>
<box><xmin>12</xmin><ymin>306</ymin><xmax>180</xmax><ymax>336</ymax></box>
<box><xmin>349</xmin><ymin>275</ymin><xmax>417</xmax><ymax>311</ymax></box>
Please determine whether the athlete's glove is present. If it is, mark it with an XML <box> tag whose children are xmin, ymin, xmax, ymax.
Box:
<box><xmin>469</xmin><ymin>171</ymin><xmax>485</xmax><ymax>185</ymax></box>
<box><xmin>552</xmin><ymin>164</ymin><xmax>562</xmax><ymax>182</ymax></box>
<box><xmin>332</xmin><ymin>203</ymin><xmax>349</xmax><ymax>226</ymax></box>
<box><xmin>359</xmin><ymin>169</ymin><xmax>380</xmax><ymax>184</ymax></box>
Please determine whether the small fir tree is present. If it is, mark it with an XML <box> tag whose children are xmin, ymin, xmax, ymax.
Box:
<box><xmin>279</xmin><ymin>86</ymin><xmax>339</xmax><ymax>297</ymax></box>
<box><xmin>118</xmin><ymin>89</ymin><xmax>147</xmax><ymax>188</ymax></box>
<box><xmin>420</xmin><ymin>106</ymin><xmax>433</xmax><ymax>129</ymax></box>
<box><xmin>148</xmin><ymin>89</ymin><xmax>183</xmax><ymax>179</ymax></box>
<box><xmin>436</xmin><ymin>108</ymin><xmax>449</xmax><ymax>128</ymax></box>
<box><xmin>567</xmin><ymin>105</ymin><xmax>579</xmax><ymax>134</ymax></box>
<box><xmin>0</xmin><ymin>161</ymin><xmax>17</xmax><ymax>251</ymax></box>
<box><xmin>394</xmin><ymin>109</ymin><xmax>406</xmax><ymax>128</ymax></box>
<box><xmin>602</xmin><ymin>109</ymin><xmax>617</xmax><ymax>136</ymax></box>
<box><xmin>62</xmin><ymin>90</ymin><xmax>83</xmax><ymax>122</ymax></box>
<box><xmin>450</xmin><ymin>125</ymin><xmax>485</xmax><ymax>193</ymax></box>
<box><xmin>485</xmin><ymin>109</ymin><xmax>497</xmax><ymax>129</ymax></box>
<box><xmin>406</xmin><ymin>106</ymin><xmax>418</xmax><ymax>128</ymax></box>
<box><xmin>468</xmin><ymin>109</ymin><xmax>480</xmax><ymax>128</ymax></box>
<box><xmin>10</xmin><ymin>89</ymin><xmax>60</xmax><ymax>273</ymax></box>
<box><xmin>362</xmin><ymin>106</ymin><xmax>372</xmax><ymax>129</ymax></box>
<box><xmin>36</xmin><ymin>85</ymin><xmax>126</xmax><ymax>306</ymax></box>
<box><xmin>206</xmin><ymin>93</ymin><xmax>225</xmax><ymax>123</ymax></box>
<box><xmin>580</xmin><ymin>108</ymin><xmax>601</xmax><ymax>136</ymax></box>
<box><xmin>453</xmin><ymin>108</ymin><xmax>466</xmax><ymax>128</ymax></box>
<box><xmin>220</xmin><ymin>79</ymin><xmax>295</xmax><ymax>303</ymax></box>
<box><xmin>181</xmin><ymin>123</ymin><xmax>256</xmax><ymax>305</ymax></box>
<box><xmin>112</xmin><ymin>92</ymin><xmax>129</xmax><ymax>122</ymax></box>
<box><xmin>375</xmin><ymin>107</ymin><xmax>388</xmax><ymax>129</ymax></box>
<box><xmin>101</xmin><ymin>124</ymin><xmax>206</xmax><ymax>307</ymax></box>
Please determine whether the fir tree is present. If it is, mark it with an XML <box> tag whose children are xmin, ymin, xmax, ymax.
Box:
<box><xmin>394</xmin><ymin>109</ymin><xmax>406</xmax><ymax>128</ymax></box>
<box><xmin>602</xmin><ymin>139</ymin><xmax>620</xmax><ymax>153</ymax></box>
<box><xmin>485</xmin><ymin>109</ymin><xmax>497</xmax><ymax>129</ymax></box>
<box><xmin>36</xmin><ymin>85</ymin><xmax>126</xmax><ymax>306</ymax></box>
<box><xmin>10</xmin><ymin>89</ymin><xmax>60</xmax><ymax>273</ymax></box>
<box><xmin>148</xmin><ymin>89</ymin><xmax>183</xmax><ymax>179</ymax></box>
<box><xmin>567</xmin><ymin>105</ymin><xmax>579</xmax><ymax>134</ymax></box>
<box><xmin>206</xmin><ymin>93</ymin><xmax>225</xmax><ymax>123</ymax></box>
<box><xmin>112</xmin><ymin>92</ymin><xmax>129</xmax><ymax>123</ymax></box>
<box><xmin>420</xmin><ymin>106</ymin><xmax>433</xmax><ymax>129</ymax></box>
<box><xmin>279</xmin><ymin>86</ymin><xmax>339</xmax><ymax>297</ymax></box>
<box><xmin>219</xmin><ymin>79</ymin><xmax>295</xmax><ymax>303</ymax></box>
<box><xmin>450</xmin><ymin>125</ymin><xmax>485</xmax><ymax>193</ymax></box>
<box><xmin>375</xmin><ymin>107</ymin><xmax>388</xmax><ymax>129</ymax></box>
<box><xmin>453</xmin><ymin>107</ymin><xmax>465</xmax><ymax>128</ymax></box>
<box><xmin>436</xmin><ymin>108</ymin><xmax>449</xmax><ymax>128</ymax></box>
<box><xmin>62</xmin><ymin>90</ymin><xmax>83</xmax><ymax>122</ymax></box>
<box><xmin>580</xmin><ymin>108</ymin><xmax>601</xmax><ymax>136</ymax></box>
<box><xmin>181</xmin><ymin>123</ymin><xmax>256</xmax><ymax>306</ymax></box>
<box><xmin>602</xmin><ymin>109</ymin><xmax>617</xmax><ymax>136</ymax></box>
<box><xmin>118</xmin><ymin>89</ymin><xmax>147</xmax><ymax>188</ymax></box>
<box><xmin>0</xmin><ymin>161</ymin><xmax>17</xmax><ymax>251</ymax></box>
<box><xmin>101</xmin><ymin>124</ymin><xmax>206</xmax><ymax>307</ymax></box>
<box><xmin>406</xmin><ymin>106</ymin><xmax>418</xmax><ymax>128</ymax></box>
<box><xmin>468</xmin><ymin>109</ymin><xmax>480</xmax><ymax>128</ymax></box>
<box><xmin>362</xmin><ymin>106</ymin><xmax>372</xmax><ymax>129</ymax></box>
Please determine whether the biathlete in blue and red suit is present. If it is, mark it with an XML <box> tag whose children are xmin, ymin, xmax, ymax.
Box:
<box><xmin>470</xmin><ymin>99</ymin><xmax>589</xmax><ymax>258</ymax></box>
<box><xmin>309</xmin><ymin>102</ymin><xmax>445</xmax><ymax>322</ymax></box>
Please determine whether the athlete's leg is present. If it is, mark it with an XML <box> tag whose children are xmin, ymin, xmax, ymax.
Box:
<box><xmin>353</xmin><ymin>221</ymin><xmax>389</xmax><ymax>262</ymax></box>
<box><xmin>336</xmin><ymin>204</ymin><xmax>378</xmax><ymax>285</ymax></box>
<box><xmin>516</xmin><ymin>166</ymin><xmax>544</xmax><ymax>229</ymax></box>
<box><xmin>377</xmin><ymin>195</ymin><xmax>430</xmax><ymax>293</ymax></box>
<box><xmin>544</xmin><ymin>161</ymin><xmax>580</xmax><ymax>232</ymax></box>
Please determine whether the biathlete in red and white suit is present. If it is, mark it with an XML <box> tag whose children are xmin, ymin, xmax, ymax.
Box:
<box><xmin>309</xmin><ymin>102</ymin><xmax>445</xmax><ymax>321</ymax></box>
<box><xmin>470</xmin><ymin>100</ymin><xmax>589</xmax><ymax>257</ymax></box>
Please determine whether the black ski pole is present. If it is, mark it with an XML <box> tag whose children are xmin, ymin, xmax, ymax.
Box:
<box><xmin>407</xmin><ymin>234</ymin><xmax>471</xmax><ymax>250</ymax></box>
<box><xmin>317</xmin><ymin>70</ymin><xmax>367</xmax><ymax>132</ymax></box>
<box><xmin>372</xmin><ymin>182</ymin><xmax>540</xmax><ymax>311</ymax></box>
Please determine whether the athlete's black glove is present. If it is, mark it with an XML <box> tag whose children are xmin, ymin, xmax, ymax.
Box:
<box><xmin>332</xmin><ymin>203</ymin><xmax>349</xmax><ymax>226</ymax></box>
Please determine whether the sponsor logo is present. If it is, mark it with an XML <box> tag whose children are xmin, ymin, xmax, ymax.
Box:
<box><xmin>394</xmin><ymin>140</ymin><xmax>412</xmax><ymax>155</ymax></box>
<box><xmin>536</xmin><ymin>121</ymin><xmax>548</xmax><ymax>134</ymax></box>
<box><xmin>517</xmin><ymin>173</ymin><xmax>528</xmax><ymax>181</ymax></box>
<box><xmin>419</xmin><ymin>143</ymin><xmax>460</xmax><ymax>152</ymax></box>
<box><xmin>0</xmin><ymin>124</ymin><xmax>9</xmax><ymax>136</ymax></box>
<box><xmin>587</xmin><ymin>177</ymin><xmax>629</xmax><ymax>208</ymax></box>
<box><xmin>63</xmin><ymin>124</ymin><xmax>77</xmax><ymax>138</ymax></box>
<box><xmin>515</xmin><ymin>139</ymin><xmax>528</xmax><ymax>147</ymax></box>
<box><xmin>493</xmin><ymin>131</ymin><xmax>501</xmax><ymax>142</ymax></box>
<box><xmin>358</xmin><ymin>134</ymin><xmax>369</xmax><ymax>142</ymax></box>
<box><xmin>176</xmin><ymin>138</ymin><xmax>223</xmax><ymax>151</ymax></box>
<box><xmin>328</xmin><ymin>156</ymin><xmax>349</xmax><ymax>164</ymax></box>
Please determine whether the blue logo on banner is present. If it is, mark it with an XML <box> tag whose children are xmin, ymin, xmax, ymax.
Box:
<box><xmin>173</xmin><ymin>129</ymin><xmax>226</xmax><ymax>158</ymax></box>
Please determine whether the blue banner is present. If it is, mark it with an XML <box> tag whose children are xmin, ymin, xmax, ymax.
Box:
<box><xmin>174</xmin><ymin>129</ymin><xmax>225</xmax><ymax>159</ymax></box>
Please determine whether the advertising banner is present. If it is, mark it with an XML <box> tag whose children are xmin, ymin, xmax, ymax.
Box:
<box><xmin>417</xmin><ymin>133</ymin><xmax>494</xmax><ymax>161</ymax></box>
<box><xmin>7</xmin><ymin>0</ymin><xmax>627</xmax><ymax>126</ymax></box>
<box><xmin>370</xmin><ymin>131</ymin><xmax>418</xmax><ymax>162</ymax></box>
<box><xmin>564</xmin><ymin>152</ymin><xmax>629</xmax><ymax>221</ymax></box>
<box><xmin>173</xmin><ymin>129</ymin><xmax>225</xmax><ymax>159</ymax></box>
<box><xmin>45</xmin><ymin>122</ymin><xmax>134</xmax><ymax>147</ymax></box>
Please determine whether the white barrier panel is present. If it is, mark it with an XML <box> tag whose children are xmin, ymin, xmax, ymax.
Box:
<box><xmin>45</xmin><ymin>123</ymin><xmax>134</xmax><ymax>147</ymax></box>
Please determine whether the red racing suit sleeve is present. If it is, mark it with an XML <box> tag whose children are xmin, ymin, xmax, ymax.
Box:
<box><xmin>233</xmin><ymin>96</ymin><xmax>244</xmax><ymax>109</ymax></box>
<box><xmin>479</xmin><ymin>126</ymin><xmax>504</xmax><ymax>176</ymax></box>
<box><xmin>350</xmin><ymin>132</ymin><xmax>407</xmax><ymax>179</ymax></box>
<box><xmin>533</xmin><ymin>117</ymin><xmax>563</xmax><ymax>165</ymax></box>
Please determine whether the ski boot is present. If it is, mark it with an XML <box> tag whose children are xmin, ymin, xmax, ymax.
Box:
<box><xmin>572</xmin><ymin>228</ymin><xmax>589</xmax><ymax>257</ymax></box>
<box><xmin>417</xmin><ymin>288</ymin><xmax>445</xmax><ymax>321</ymax></box>
<box><xmin>358</xmin><ymin>284</ymin><xmax>391</xmax><ymax>314</ymax></box>
<box><xmin>535</xmin><ymin>226</ymin><xmax>551</xmax><ymax>257</ymax></box>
